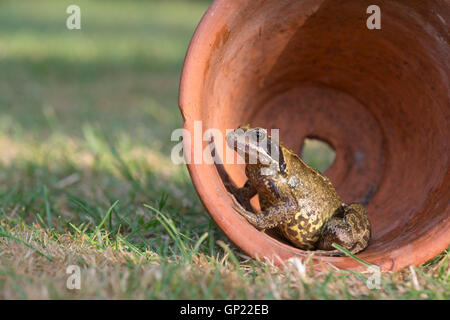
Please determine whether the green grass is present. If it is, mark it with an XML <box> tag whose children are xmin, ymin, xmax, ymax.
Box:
<box><xmin>0</xmin><ymin>0</ymin><xmax>448</xmax><ymax>299</ymax></box>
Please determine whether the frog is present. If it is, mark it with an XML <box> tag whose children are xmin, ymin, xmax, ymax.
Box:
<box><xmin>225</xmin><ymin>124</ymin><xmax>371</xmax><ymax>256</ymax></box>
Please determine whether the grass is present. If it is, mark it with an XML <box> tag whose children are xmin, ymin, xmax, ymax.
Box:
<box><xmin>0</xmin><ymin>0</ymin><xmax>448</xmax><ymax>299</ymax></box>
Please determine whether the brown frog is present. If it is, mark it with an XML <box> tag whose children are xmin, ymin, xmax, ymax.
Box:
<box><xmin>226</xmin><ymin>124</ymin><xmax>371</xmax><ymax>256</ymax></box>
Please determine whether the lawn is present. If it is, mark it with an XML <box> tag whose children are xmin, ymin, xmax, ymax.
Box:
<box><xmin>0</xmin><ymin>0</ymin><xmax>448</xmax><ymax>299</ymax></box>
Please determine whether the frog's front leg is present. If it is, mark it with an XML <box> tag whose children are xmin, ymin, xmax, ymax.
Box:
<box><xmin>236</xmin><ymin>181</ymin><xmax>257</xmax><ymax>211</ymax></box>
<box><xmin>225</xmin><ymin>180</ymin><xmax>257</xmax><ymax>212</ymax></box>
<box><xmin>229</xmin><ymin>193</ymin><xmax>297</xmax><ymax>230</ymax></box>
<box><xmin>315</xmin><ymin>203</ymin><xmax>371</xmax><ymax>255</ymax></box>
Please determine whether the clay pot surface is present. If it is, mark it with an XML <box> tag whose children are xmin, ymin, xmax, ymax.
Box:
<box><xmin>179</xmin><ymin>0</ymin><xmax>450</xmax><ymax>271</ymax></box>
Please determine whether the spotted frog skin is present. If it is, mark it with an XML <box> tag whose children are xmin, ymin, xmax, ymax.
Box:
<box><xmin>226</xmin><ymin>124</ymin><xmax>371</xmax><ymax>255</ymax></box>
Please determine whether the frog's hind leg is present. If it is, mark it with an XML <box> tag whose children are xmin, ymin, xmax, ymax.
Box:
<box><xmin>345</xmin><ymin>203</ymin><xmax>371</xmax><ymax>254</ymax></box>
<box><xmin>314</xmin><ymin>203</ymin><xmax>371</xmax><ymax>256</ymax></box>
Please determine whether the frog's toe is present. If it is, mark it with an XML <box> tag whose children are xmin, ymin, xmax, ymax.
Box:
<box><xmin>310</xmin><ymin>249</ymin><xmax>344</xmax><ymax>257</ymax></box>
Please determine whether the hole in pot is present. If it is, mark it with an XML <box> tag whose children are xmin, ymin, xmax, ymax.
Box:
<box><xmin>300</xmin><ymin>137</ymin><xmax>335</xmax><ymax>173</ymax></box>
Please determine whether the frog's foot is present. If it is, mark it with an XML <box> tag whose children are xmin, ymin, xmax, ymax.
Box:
<box><xmin>309</xmin><ymin>249</ymin><xmax>345</xmax><ymax>257</ymax></box>
<box><xmin>228</xmin><ymin>192</ymin><xmax>297</xmax><ymax>230</ymax></box>
<box><xmin>308</xmin><ymin>245</ymin><xmax>366</xmax><ymax>257</ymax></box>
<box><xmin>228</xmin><ymin>192</ymin><xmax>265</xmax><ymax>230</ymax></box>
<box><xmin>310</xmin><ymin>244</ymin><xmax>370</xmax><ymax>257</ymax></box>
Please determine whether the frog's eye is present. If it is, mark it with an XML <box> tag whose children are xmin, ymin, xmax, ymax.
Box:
<box><xmin>247</xmin><ymin>128</ymin><xmax>267</xmax><ymax>143</ymax></box>
<box><xmin>255</xmin><ymin>130</ymin><xmax>263</xmax><ymax>140</ymax></box>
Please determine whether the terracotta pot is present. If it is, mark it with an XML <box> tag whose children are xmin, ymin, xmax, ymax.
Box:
<box><xmin>179</xmin><ymin>0</ymin><xmax>449</xmax><ymax>271</ymax></box>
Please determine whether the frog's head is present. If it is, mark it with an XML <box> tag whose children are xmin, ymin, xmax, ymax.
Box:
<box><xmin>226</xmin><ymin>124</ymin><xmax>286</xmax><ymax>174</ymax></box>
